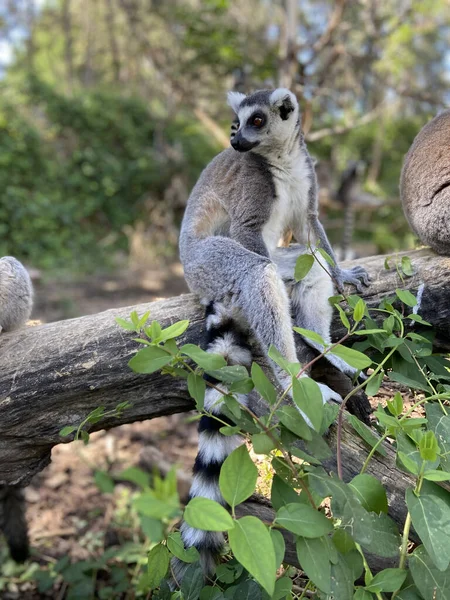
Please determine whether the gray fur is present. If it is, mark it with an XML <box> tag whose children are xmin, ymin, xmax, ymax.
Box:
<box><xmin>401</xmin><ymin>109</ymin><xmax>450</xmax><ymax>255</ymax></box>
<box><xmin>180</xmin><ymin>87</ymin><xmax>368</xmax><ymax>389</ymax></box>
<box><xmin>0</xmin><ymin>257</ymin><xmax>33</xmax><ymax>333</ymax></box>
<box><xmin>0</xmin><ymin>257</ymin><xmax>33</xmax><ymax>561</ymax></box>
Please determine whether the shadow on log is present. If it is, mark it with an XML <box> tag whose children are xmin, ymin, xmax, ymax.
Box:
<box><xmin>1</xmin><ymin>247</ymin><xmax>449</xmax><ymax>571</ymax></box>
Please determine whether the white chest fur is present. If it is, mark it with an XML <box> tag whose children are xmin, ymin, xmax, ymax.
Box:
<box><xmin>262</xmin><ymin>151</ymin><xmax>312</xmax><ymax>253</ymax></box>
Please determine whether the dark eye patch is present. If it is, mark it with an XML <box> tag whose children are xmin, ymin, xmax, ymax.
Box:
<box><xmin>247</xmin><ymin>112</ymin><xmax>266</xmax><ymax>128</ymax></box>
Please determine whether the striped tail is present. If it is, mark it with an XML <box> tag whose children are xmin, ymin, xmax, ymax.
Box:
<box><xmin>172</xmin><ymin>301</ymin><xmax>252</xmax><ymax>583</ymax></box>
<box><xmin>0</xmin><ymin>486</ymin><xmax>29</xmax><ymax>562</ymax></box>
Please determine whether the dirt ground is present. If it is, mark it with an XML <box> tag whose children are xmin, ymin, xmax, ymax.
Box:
<box><xmin>0</xmin><ymin>260</ymin><xmax>425</xmax><ymax>599</ymax></box>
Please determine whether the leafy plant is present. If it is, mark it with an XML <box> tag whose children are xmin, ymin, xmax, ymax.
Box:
<box><xmin>110</xmin><ymin>253</ymin><xmax>450</xmax><ymax>599</ymax></box>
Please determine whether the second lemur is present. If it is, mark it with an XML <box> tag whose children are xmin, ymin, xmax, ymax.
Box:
<box><xmin>175</xmin><ymin>88</ymin><xmax>369</xmax><ymax>579</ymax></box>
<box><xmin>0</xmin><ymin>256</ymin><xmax>33</xmax><ymax>562</ymax></box>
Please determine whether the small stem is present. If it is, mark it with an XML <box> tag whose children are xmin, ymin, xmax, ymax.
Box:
<box><xmin>298</xmin><ymin>579</ymin><xmax>313</xmax><ymax>600</ymax></box>
<box><xmin>337</xmin><ymin>345</ymin><xmax>397</xmax><ymax>479</ymax></box>
<box><xmin>359</xmin><ymin>432</ymin><xmax>389</xmax><ymax>475</ymax></box>
<box><xmin>355</xmin><ymin>543</ymin><xmax>385</xmax><ymax>600</ymax></box>
<box><xmin>392</xmin><ymin>469</ymin><xmax>425</xmax><ymax>598</ymax></box>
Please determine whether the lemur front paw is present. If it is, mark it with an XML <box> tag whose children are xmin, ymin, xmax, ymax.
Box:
<box><xmin>333</xmin><ymin>265</ymin><xmax>371</xmax><ymax>293</ymax></box>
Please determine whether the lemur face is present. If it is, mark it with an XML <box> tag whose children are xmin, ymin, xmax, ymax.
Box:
<box><xmin>227</xmin><ymin>88</ymin><xmax>299</xmax><ymax>154</ymax></box>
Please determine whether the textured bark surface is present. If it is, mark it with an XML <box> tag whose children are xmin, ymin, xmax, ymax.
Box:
<box><xmin>0</xmin><ymin>247</ymin><xmax>448</xmax><ymax>487</ymax></box>
<box><xmin>1</xmin><ymin>246</ymin><xmax>449</xmax><ymax>571</ymax></box>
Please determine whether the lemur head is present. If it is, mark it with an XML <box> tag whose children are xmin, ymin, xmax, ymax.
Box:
<box><xmin>227</xmin><ymin>88</ymin><xmax>300</xmax><ymax>154</ymax></box>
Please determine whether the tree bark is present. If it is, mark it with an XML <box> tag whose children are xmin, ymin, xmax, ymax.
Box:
<box><xmin>0</xmin><ymin>247</ymin><xmax>448</xmax><ymax>487</ymax></box>
<box><xmin>1</xmin><ymin>246</ymin><xmax>449</xmax><ymax>571</ymax></box>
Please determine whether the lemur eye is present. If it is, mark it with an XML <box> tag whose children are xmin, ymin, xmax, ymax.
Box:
<box><xmin>252</xmin><ymin>116</ymin><xmax>264</xmax><ymax>127</ymax></box>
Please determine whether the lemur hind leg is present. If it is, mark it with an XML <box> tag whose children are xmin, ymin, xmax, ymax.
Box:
<box><xmin>290</xmin><ymin>257</ymin><xmax>361</xmax><ymax>379</ymax></box>
<box><xmin>183</xmin><ymin>237</ymin><xmax>298</xmax><ymax>389</ymax></box>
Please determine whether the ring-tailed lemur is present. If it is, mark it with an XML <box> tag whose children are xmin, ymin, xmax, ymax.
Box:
<box><xmin>174</xmin><ymin>88</ymin><xmax>369</xmax><ymax>581</ymax></box>
<box><xmin>0</xmin><ymin>256</ymin><xmax>33</xmax><ymax>562</ymax></box>
<box><xmin>401</xmin><ymin>109</ymin><xmax>450</xmax><ymax>255</ymax></box>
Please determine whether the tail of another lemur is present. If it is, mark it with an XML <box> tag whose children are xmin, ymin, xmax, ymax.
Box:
<box><xmin>0</xmin><ymin>486</ymin><xmax>30</xmax><ymax>562</ymax></box>
<box><xmin>171</xmin><ymin>301</ymin><xmax>252</xmax><ymax>584</ymax></box>
<box><xmin>0</xmin><ymin>256</ymin><xmax>33</xmax><ymax>561</ymax></box>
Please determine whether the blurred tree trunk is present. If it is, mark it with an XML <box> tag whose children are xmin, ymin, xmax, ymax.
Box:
<box><xmin>25</xmin><ymin>0</ymin><xmax>36</xmax><ymax>74</ymax></box>
<box><xmin>105</xmin><ymin>0</ymin><xmax>121</xmax><ymax>83</ymax></box>
<box><xmin>62</xmin><ymin>0</ymin><xmax>74</xmax><ymax>91</ymax></box>
<box><xmin>278</xmin><ymin>0</ymin><xmax>298</xmax><ymax>88</ymax></box>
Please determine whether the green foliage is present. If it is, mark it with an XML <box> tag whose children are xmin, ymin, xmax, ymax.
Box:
<box><xmin>0</xmin><ymin>79</ymin><xmax>218</xmax><ymax>269</ymax></box>
<box><xmin>43</xmin><ymin>261</ymin><xmax>450</xmax><ymax>598</ymax></box>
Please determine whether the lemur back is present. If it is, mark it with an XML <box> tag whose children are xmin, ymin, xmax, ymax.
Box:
<box><xmin>174</xmin><ymin>88</ymin><xmax>369</xmax><ymax>583</ymax></box>
<box><xmin>0</xmin><ymin>256</ymin><xmax>33</xmax><ymax>562</ymax></box>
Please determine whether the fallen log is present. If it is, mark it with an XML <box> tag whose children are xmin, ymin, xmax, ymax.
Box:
<box><xmin>1</xmin><ymin>247</ymin><xmax>449</xmax><ymax>573</ymax></box>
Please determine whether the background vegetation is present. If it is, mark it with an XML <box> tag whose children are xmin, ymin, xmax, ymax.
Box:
<box><xmin>1</xmin><ymin>0</ymin><xmax>449</xmax><ymax>269</ymax></box>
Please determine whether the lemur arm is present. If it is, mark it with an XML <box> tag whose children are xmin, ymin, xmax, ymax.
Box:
<box><xmin>304</xmin><ymin>153</ymin><xmax>370</xmax><ymax>293</ymax></box>
<box><xmin>229</xmin><ymin>223</ymin><xmax>270</xmax><ymax>258</ymax></box>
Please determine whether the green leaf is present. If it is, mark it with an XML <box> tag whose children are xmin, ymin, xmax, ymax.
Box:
<box><xmin>365</xmin><ymin>372</ymin><xmax>384</xmax><ymax>397</ymax></box>
<box><xmin>419</xmin><ymin>430</ymin><xmax>440</xmax><ymax>462</ymax></box>
<box><xmin>276</xmin><ymin>406</ymin><xmax>312</xmax><ymax>441</ymax></box>
<box><xmin>317</xmin><ymin>247</ymin><xmax>335</xmax><ymax>267</ymax></box>
<box><xmin>409</xmin><ymin>545</ymin><xmax>450</xmax><ymax>600</ymax></box>
<box><xmin>329</xmin><ymin>553</ymin><xmax>357</xmax><ymax>599</ymax></box>
<box><xmin>389</xmin><ymin>371</ymin><xmax>432</xmax><ymax>392</ymax></box>
<box><xmin>329</xmin><ymin>344</ymin><xmax>372</xmax><ymax>370</ymax></box>
<box><xmin>349</xmin><ymin>474</ymin><xmax>388</xmax><ymax>514</ymax></box>
<box><xmin>394</xmin><ymin>585</ymin><xmax>424</xmax><ymax>600</ymax></box>
<box><xmin>219</xmin><ymin>425</ymin><xmax>241</xmax><ymax>436</ymax></box>
<box><xmin>147</xmin><ymin>320</ymin><xmax>161</xmax><ymax>339</ymax></box>
<box><xmin>332</xmin><ymin>529</ymin><xmax>356</xmax><ymax>554</ymax></box>
<box><xmin>293</xmin><ymin>327</ymin><xmax>326</xmax><ymax>346</ymax></box>
<box><xmin>387</xmin><ymin>392</ymin><xmax>404</xmax><ymax>417</ymax></box>
<box><xmin>187</xmin><ymin>373</ymin><xmax>206</xmax><ymax>411</ymax></box>
<box><xmin>347</xmin><ymin>414</ymin><xmax>387</xmax><ymax>457</ymax></box>
<box><xmin>271</xmin><ymin>475</ymin><xmax>302</xmax><ymax>512</ymax></box>
<box><xmin>401</xmin><ymin>256</ymin><xmax>414</xmax><ymax>277</ymax></box>
<box><xmin>94</xmin><ymin>470</ymin><xmax>115</xmax><ymax>494</ymax></box>
<box><xmin>167</xmin><ymin>532</ymin><xmax>200</xmax><ymax>563</ymax></box>
<box><xmin>270</xmin><ymin>528</ymin><xmax>286</xmax><ymax>568</ymax></box>
<box><xmin>296</xmin><ymin>536</ymin><xmax>331</xmax><ymax>593</ymax></box>
<box><xmin>59</xmin><ymin>425</ymin><xmax>76</xmax><ymax>437</ymax></box>
<box><xmin>128</xmin><ymin>345</ymin><xmax>172</xmax><ymax>374</ymax></box>
<box><xmin>268</xmin><ymin>345</ymin><xmax>299</xmax><ymax>376</ymax></box>
<box><xmin>181</xmin><ymin>563</ymin><xmax>204</xmax><ymax>600</ymax></box>
<box><xmin>139</xmin><ymin>516</ymin><xmax>163</xmax><ymax>542</ymax></box>
<box><xmin>119</xmin><ymin>466</ymin><xmax>150</xmax><ymax>488</ymax></box>
<box><xmin>408</xmin><ymin>313</ymin><xmax>432</xmax><ymax>326</ymax></box>
<box><xmin>252</xmin><ymin>433</ymin><xmax>276</xmax><ymax>455</ymax></box>
<box><xmin>184</xmin><ymin>497</ymin><xmax>234</xmax><ymax>532</ymax></box>
<box><xmin>181</xmin><ymin>344</ymin><xmax>227</xmax><ymax>370</ymax></box>
<box><xmin>133</xmin><ymin>491</ymin><xmax>180</xmax><ymax>520</ymax></box>
<box><xmin>80</xmin><ymin>430</ymin><xmax>90</xmax><ymax>445</ymax></box>
<box><xmin>354</xmin><ymin>590</ymin><xmax>375</xmax><ymax>599</ymax></box>
<box><xmin>398</xmin><ymin>452</ymin><xmax>420</xmax><ymax>477</ymax></box>
<box><xmin>365</xmin><ymin>568</ymin><xmax>407</xmax><ymax>593</ymax></box>
<box><xmin>219</xmin><ymin>445</ymin><xmax>258</xmax><ymax>509</ymax></box>
<box><xmin>292</xmin><ymin>376</ymin><xmax>324</xmax><ymax>432</ymax></box>
<box><xmin>423</xmin><ymin>470</ymin><xmax>450</xmax><ymax>481</ymax></box>
<box><xmin>228</xmin><ymin>516</ymin><xmax>276</xmax><ymax>596</ymax></box>
<box><xmin>406</xmin><ymin>482</ymin><xmax>450</xmax><ymax>571</ymax></box>
<box><xmin>215</xmin><ymin>561</ymin><xmax>243</xmax><ymax>584</ymax></box>
<box><xmin>272</xmin><ymin>575</ymin><xmax>292</xmax><ymax>600</ymax></box>
<box><xmin>353</xmin><ymin>329</ymin><xmax>387</xmax><ymax>336</ymax></box>
<box><xmin>275</xmin><ymin>503</ymin><xmax>333</xmax><ymax>537</ymax></box>
<box><xmin>147</xmin><ymin>544</ymin><xmax>169</xmax><ymax>590</ymax></box>
<box><xmin>155</xmin><ymin>320</ymin><xmax>189</xmax><ymax>341</ymax></box>
<box><xmin>115</xmin><ymin>316</ymin><xmax>136</xmax><ymax>331</ymax></box>
<box><xmin>294</xmin><ymin>254</ymin><xmax>315</xmax><ymax>281</ymax></box>
<box><xmin>207</xmin><ymin>365</ymin><xmax>249</xmax><ymax>384</ymax></box>
<box><xmin>251</xmin><ymin>363</ymin><xmax>277</xmax><ymax>405</ymax></box>
<box><xmin>353</xmin><ymin>298</ymin><xmax>366</xmax><ymax>323</ymax></box>
<box><xmin>362</xmin><ymin>513</ymin><xmax>401</xmax><ymax>559</ymax></box>
<box><xmin>396</xmin><ymin>288</ymin><xmax>417</xmax><ymax>307</ymax></box>
<box><xmin>335</xmin><ymin>304</ymin><xmax>351</xmax><ymax>330</ymax></box>
<box><xmin>426</xmin><ymin>405</ymin><xmax>450</xmax><ymax>472</ymax></box>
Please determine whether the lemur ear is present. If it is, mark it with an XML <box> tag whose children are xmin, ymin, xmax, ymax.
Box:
<box><xmin>227</xmin><ymin>92</ymin><xmax>245</xmax><ymax>114</ymax></box>
<box><xmin>270</xmin><ymin>88</ymin><xmax>298</xmax><ymax>121</ymax></box>
<box><xmin>227</xmin><ymin>91</ymin><xmax>246</xmax><ymax>115</ymax></box>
